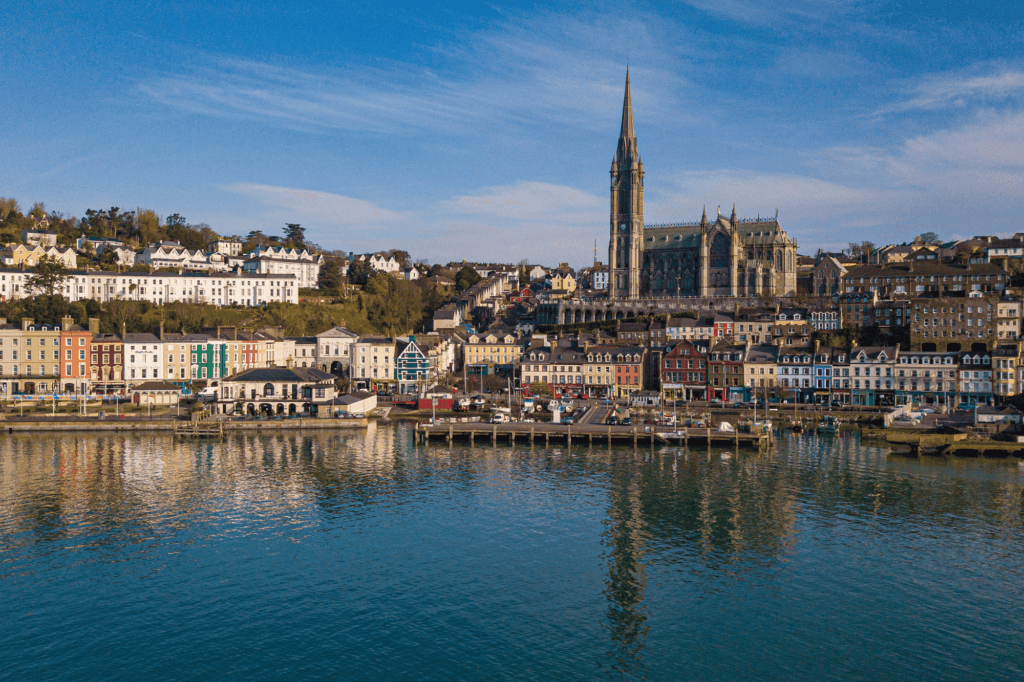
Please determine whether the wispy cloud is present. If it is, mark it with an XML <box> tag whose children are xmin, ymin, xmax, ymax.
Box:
<box><xmin>880</xmin><ymin>68</ymin><xmax>1024</xmax><ymax>114</ymax></box>
<box><xmin>680</xmin><ymin>0</ymin><xmax>872</xmax><ymax>27</ymax></box>
<box><xmin>137</xmin><ymin>12</ymin><xmax>696</xmax><ymax>136</ymax></box>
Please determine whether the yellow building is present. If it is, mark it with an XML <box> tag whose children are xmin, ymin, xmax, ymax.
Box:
<box><xmin>549</xmin><ymin>264</ymin><xmax>577</xmax><ymax>293</ymax></box>
<box><xmin>20</xmin><ymin>318</ymin><xmax>62</xmax><ymax>393</ymax></box>
<box><xmin>743</xmin><ymin>343</ymin><xmax>779</xmax><ymax>392</ymax></box>
<box><xmin>2</xmin><ymin>245</ymin><xmax>45</xmax><ymax>268</ymax></box>
<box><xmin>464</xmin><ymin>332</ymin><xmax>522</xmax><ymax>375</ymax></box>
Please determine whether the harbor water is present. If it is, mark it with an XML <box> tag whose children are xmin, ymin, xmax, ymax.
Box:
<box><xmin>2</xmin><ymin>423</ymin><xmax>1023</xmax><ymax>680</ymax></box>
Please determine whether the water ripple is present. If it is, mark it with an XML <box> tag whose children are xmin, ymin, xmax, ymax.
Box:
<box><xmin>1</xmin><ymin>427</ymin><xmax>1023</xmax><ymax>680</ymax></box>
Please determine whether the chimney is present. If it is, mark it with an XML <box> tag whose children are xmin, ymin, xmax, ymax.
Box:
<box><xmin>217</xmin><ymin>325</ymin><xmax>222</xmax><ymax>340</ymax></box>
<box><xmin>286</xmin><ymin>355</ymin><xmax>294</xmax><ymax>369</ymax></box>
<box><xmin>814</xmin><ymin>339</ymin><xmax>821</xmax><ymax>355</ymax></box>
<box><xmin>21</xmin><ymin>318</ymin><xmax>32</xmax><ymax>331</ymax></box>
<box><xmin>61</xmin><ymin>315</ymin><xmax>73</xmax><ymax>332</ymax></box>
<box><xmin>121</xmin><ymin>322</ymin><xmax>126</xmax><ymax>338</ymax></box>
<box><xmin>159</xmin><ymin>320</ymin><xmax>165</xmax><ymax>340</ymax></box>
<box><xmin>88</xmin><ymin>318</ymin><xmax>99</xmax><ymax>335</ymax></box>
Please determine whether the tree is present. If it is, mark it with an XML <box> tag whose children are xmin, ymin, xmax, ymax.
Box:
<box><xmin>845</xmin><ymin>241</ymin><xmax>876</xmax><ymax>263</ymax></box>
<box><xmin>348</xmin><ymin>259</ymin><xmax>372</xmax><ymax>285</ymax></box>
<box><xmin>365</xmin><ymin>272</ymin><xmax>394</xmax><ymax>297</ymax></box>
<box><xmin>97</xmin><ymin>249</ymin><xmax>119</xmax><ymax>268</ymax></box>
<box><xmin>169</xmin><ymin>301</ymin><xmax>206</xmax><ymax>334</ymax></box>
<box><xmin>137</xmin><ymin>208</ymin><xmax>162</xmax><ymax>245</ymax></box>
<box><xmin>918</xmin><ymin>231</ymin><xmax>940</xmax><ymax>245</ymax></box>
<box><xmin>105</xmin><ymin>299</ymin><xmax>141</xmax><ymax>334</ymax></box>
<box><xmin>284</xmin><ymin>223</ymin><xmax>306</xmax><ymax>248</ymax></box>
<box><xmin>317</xmin><ymin>258</ymin><xmax>345</xmax><ymax>290</ymax></box>
<box><xmin>455</xmin><ymin>266</ymin><xmax>482</xmax><ymax>291</ymax></box>
<box><xmin>26</xmin><ymin>256</ymin><xmax>70</xmax><ymax>296</ymax></box>
<box><xmin>387</xmin><ymin>249</ymin><xmax>410</xmax><ymax>268</ymax></box>
<box><xmin>0</xmin><ymin>197</ymin><xmax>20</xmax><ymax>222</ymax></box>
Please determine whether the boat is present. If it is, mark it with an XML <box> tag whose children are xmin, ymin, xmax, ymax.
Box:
<box><xmin>789</xmin><ymin>421</ymin><xmax>804</xmax><ymax>433</ymax></box>
<box><xmin>817</xmin><ymin>414</ymin><xmax>840</xmax><ymax>435</ymax></box>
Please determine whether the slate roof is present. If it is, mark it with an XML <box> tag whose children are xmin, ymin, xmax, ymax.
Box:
<box><xmin>130</xmin><ymin>381</ymin><xmax>180</xmax><ymax>392</ymax></box>
<box><xmin>226</xmin><ymin>367</ymin><xmax>334</xmax><ymax>382</ymax></box>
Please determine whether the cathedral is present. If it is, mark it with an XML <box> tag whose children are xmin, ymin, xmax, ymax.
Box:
<box><xmin>607</xmin><ymin>71</ymin><xmax>798</xmax><ymax>299</ymax></box>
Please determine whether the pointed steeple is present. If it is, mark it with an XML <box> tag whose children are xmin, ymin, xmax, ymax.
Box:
<box><xmin>730</xmin><ymin>203</ymin><xmax>737</xmax><ymax>226</ymax></box>
<box><xmin>701</xmin><ymin>205</ymin><xmax>708</xmax><ymax>227</ymax></box>
<box><xmin>615</xmin><ymin>69</ymin><xmax>640</xmax><ymax>166</ymax></box>
<box><xmin>621</xmin><ymin>68</ymin><xmax>635</xmax><ymax>140</ymax></box>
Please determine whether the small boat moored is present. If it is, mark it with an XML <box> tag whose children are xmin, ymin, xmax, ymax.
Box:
<box><xmin>817</xmin><ymin>414</ymin><xmax>840</xmax><ymax>435</ymax></box>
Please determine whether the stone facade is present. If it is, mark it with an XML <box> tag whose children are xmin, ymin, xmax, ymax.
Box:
<box><xmin>607</xmin><ymin>72</ymin><xmax>798</xmax><ymax>300</ymax></box>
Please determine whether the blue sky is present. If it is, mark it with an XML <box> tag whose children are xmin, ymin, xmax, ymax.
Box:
<box><xmin>4</xmin><ymin>0</ymin><xmax>1024</xmax><ymax>267</ymax></box>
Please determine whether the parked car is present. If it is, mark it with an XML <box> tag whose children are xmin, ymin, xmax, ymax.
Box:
<box><xmin>621</xmin><ymin>417</ymin><xmax>633</xmax><ymax>426</ymax></box>
<box><xmin>607</xmin><ymin>416</ymin><xmax>620</xmax><ymax>425</ymax></box>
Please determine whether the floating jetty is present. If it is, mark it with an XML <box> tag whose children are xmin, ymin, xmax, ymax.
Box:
<box><xmin>415</xmin><ymin>422</ymin><xmax>773</xmax><ymax>448</ymax></box>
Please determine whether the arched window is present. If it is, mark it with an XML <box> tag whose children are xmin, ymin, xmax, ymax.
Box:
<box><xmin>709</xmin><ymin>232</ymin><xmax>731</xmax><ymax>269</ymax></box>
<box><xmin>263</xmin><ymin>383</ymin><xmax>274</xmax><ymax>397</ymax></box>
<box><xmin>776</xmin><ymin>251</ymin><xmax>783</xmax><ymax>269</ymax></box>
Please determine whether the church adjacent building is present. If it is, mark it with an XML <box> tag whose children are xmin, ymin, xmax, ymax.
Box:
<box><xmin>608</xmin><ymin>71</ymin><xmax>798</xmax><ymax>300</ymax></box>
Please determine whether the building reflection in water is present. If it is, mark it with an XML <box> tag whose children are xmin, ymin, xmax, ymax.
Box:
<box><xmin>602</xmin><ymin>452</ymin><xmax>651</xmax><ymax>680</ymax></box>
<box><xmin>3</xmin><ymin>425</ymin><xmax>1024</xmax><ymax>671</ymax></box>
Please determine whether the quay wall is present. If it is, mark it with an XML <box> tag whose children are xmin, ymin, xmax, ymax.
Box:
<box><xmin>0</xmin><ymin>418</ymin><xmax>369</xmax><ymax>433</ymax></box>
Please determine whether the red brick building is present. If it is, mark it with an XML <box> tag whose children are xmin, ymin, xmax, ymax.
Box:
<box><xmin>59</xmin><ymin>316</ymin><xmax>93</xmax><ymax>395</ymax></box>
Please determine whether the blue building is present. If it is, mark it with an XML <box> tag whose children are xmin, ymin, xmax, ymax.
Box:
<box><xmin>395</xmin><ymin>337</ymin><xmax>430</xmax><ymax>394</ymax></box>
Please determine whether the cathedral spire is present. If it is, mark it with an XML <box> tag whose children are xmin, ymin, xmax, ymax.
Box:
<box><xmin>701</xmin><ymin>205</ymin><xmax>708</xmax><ymax>228</ymax></box>
<box><xmin>730</xmin><ymin>203</ymin><xmax>737</xmax><ymax>226</ymax></box>
<box><xmin>620</xmin><ymin>68</ymin><xmax>635</xmax><ymax>141</ymax></box>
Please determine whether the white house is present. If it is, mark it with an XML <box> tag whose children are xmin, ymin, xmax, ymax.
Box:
<box><xmin>244</xmin><ymin>245</ymin><xmax>323</xmax><ymax>288</ymax></box>
<box><xmin>123</xmin><ymin>332</ymin><xmax>165</xmax><ymax>388</ymax></box>
<box><xmin>139</xmin><ymin>243</ymin><xmax>213</xmax><ymax>270</ymax></box>
<box><xmin>316</xmin><ymin>326</ymin><xmax>359</xmax><ymax>373</ymax></box>
<box><xmin>361</xmin><ymin>252</ymin><xmax>400</xmax><ymax>274</ymax></box>
<box><xmin>21</xmin><ymin>229</ymin><xmax>58</xmax><ymax>248</ymax></box>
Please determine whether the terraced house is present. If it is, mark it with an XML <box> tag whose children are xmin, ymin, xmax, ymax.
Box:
<box><xmin>90</xmin><ymin>332</ymin><xmax>124</xmax><ymax>393</ymax></box>
<box><xmin>395</xmin><ymin>337</ymin><xmax>429</xmax><ymax>394</ymax></box>
<box><xmin>21</xmin><ymin>319</ymin><xmax>63</xmax><ymax>395</ymax></box>
<box><xmin>910</xmin><ymin>295</ymin><xmax>998</xmax><ymax>350</ymax></box>
<box><xmin>59</xmin><ymin>317</ymin><xmax>92</xmax><ymax>395</ymax></box>
<box><xmin>464</xmin><ymin>331</ymin><xmax>522</xmax><ymax>377</ymax></box>
<box><xmin>189</xmin><ymin>336</ymin><xmax>227</xmax><ymax>382</ymax></box>
<box><xmin>521</xmin><ymin>344</ymin><xmax>552</xmax><ymax>394</ymax></box>
<box><xmin>661</xmin><ymin>340</ymin><xmax>708</xmax><ymax>401</ymax></box>
<box><xmin>123</xmin><ymin>332</ymin><xmax>164</xmax><ymax>389</ymax></box>
<box><xmin>352</xmin><ymin>337</ymin><xmax>396</xmax><ymax>392</ymax></box>
<box><xmin>581</xmin><ymin>344</ymin><xmax>617</xmax><ymax>399</ymax></box>
<box><xmin>708</xmin><ymin>343</ymin><xmax>745</xmax><ymax>402</ymax></box>
<box><xmin>894</xmin><ymin>351</ymin><xmax>959</xmax><ymax>406</ymax></box>
<box><xmin>850</xmin><ymin>346</ymin><xmax>898</xmax><ymax>407</ymax></box>
<box><xmin>958</xmin><ymin>351</ymin><xmax>993</xmax><ymax>406</ymax></box>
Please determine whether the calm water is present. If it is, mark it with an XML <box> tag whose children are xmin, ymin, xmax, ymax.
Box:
<box><xmin>2</xmin><ymin>425</ymin><xmax>1024</xmax><ymax>681</ymax></box>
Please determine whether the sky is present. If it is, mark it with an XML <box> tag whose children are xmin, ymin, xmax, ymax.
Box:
<box><xmin>3</xmin><ymin>0</ymin><xmax>1024</xmax><ymax>267</ymax></box>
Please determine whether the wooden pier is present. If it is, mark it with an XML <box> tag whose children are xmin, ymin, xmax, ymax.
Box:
<box><xmin>174</xmin><ymin>419</ymin><xmax>224</xmax><ymax>438</ymax></box>
<box><xmin>414</xmin><ymin>421</ymin><xmax>773</xmax><ymax>448</ymax></box>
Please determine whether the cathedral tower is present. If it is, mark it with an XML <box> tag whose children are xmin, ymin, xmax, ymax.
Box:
<box><xmin>608</xmin><ymin>70</ymin><xmax>644</xmax><ymax>299</ymax></box>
